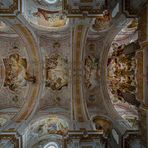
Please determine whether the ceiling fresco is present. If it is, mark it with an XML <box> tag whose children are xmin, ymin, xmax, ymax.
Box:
<box><xmin>0</xmin><ymin>21</ymin><xmax>13</xmax><ymax>33</ymax></box>
<box><xmin>24</xmin><ymin>115</ymin><xmax>69</xmax><ymax>147</ymax></box>
<box><xmin>34</xmin><ymin>0</ymin><xmax>62</xmax><ymax>10</ymax></box>
<box><xmin>39</xmin><ymin>36</ymin><xmax>71</xmax><ymax>111</ymax></box>
<box><xmin>0</xmin><ymin>21</ymin><xmax>17</xmax><ymax>37</ymax></box>
<box><xmin>0</xmin><ymin>0</ymin><xmax>146</xmax><ymax>147</ymax></box>
<box><xmin>85</xmin><ymin>13</ymin><xmax>122</xmax><ymax>120</ymax></box>
<box><xmin>107</xmin><ymin>19</ymin><xmax>140</xmax><ymax>129</ymax></box>
<box><xmin>92</xmin><ymin>10</ymin><xmax>112</xmax><ymax>32</ymax></box>
<box><xmin>82</xmin><ymin>37</ymin><xmax>109</xmax><ymax>117</ymax></box>
<box><xmin>84</xmin><ymin>55</ymin><xmax>99</xmax><ymax>89</ymax></box>
<box><xmin>0</xmin><ymin>36</ymin><xmax>32</xmax><ymax>128</ymax></box>
<box><xmin>25</xmin><ymin>0</ymin><xmax>68</xmax><ymax>29</ymax></box>
<box><xmin>30</xmin><ymin>116</ymin><xmax>69</xmax><ymax>135</ymax></box>
<box><xmin>4</xmin><ymin>53</ymin><xmax>27</xmax><ymax>92</ymax></box>
<box><xmin>0</xmin><ymin>114</ymin><xmax>11</xmax><ymax>128</ymax></box>
<box><xmin>93</xmin><ymin>116</ymin><xmax>112</xmax><ymax>137</ymax></box>
<box><xmin>45</xmin><ymin>53</ymin><xmax>68</xmax><ymax>90</ymax></box>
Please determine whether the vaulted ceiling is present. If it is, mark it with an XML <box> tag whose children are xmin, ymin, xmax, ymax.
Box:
<box><xmin>0</xmin><ymin>0</ymin><xmax>147</xmax><ymax>147</ymax></box>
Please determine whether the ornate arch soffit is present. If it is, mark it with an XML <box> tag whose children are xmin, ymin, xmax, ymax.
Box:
<box><xmin>10</xmin><ymin>24</ymin><xmax>42</xmax><ymax>122</ymax></box>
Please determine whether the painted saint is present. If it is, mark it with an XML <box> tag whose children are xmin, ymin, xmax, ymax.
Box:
<box><xmin>92</xmin><ymin>10</ymin><xmax>111</xmax><ymax>31</ymax></box>
<box><xmin>3</xmin><ymin>53</ymin><xmax>29</xmax><ymax>91</ymax></box>
<box><xmin>32</xmin><ymin>8</ymin><xmax>67</xmax><ymax>28</ymax></box>
<box><xmin>46</xmin><ymin>53</ymin><xmax>68</xmax><ymax>90</ymax></box>
<box><xmin>33</xmin><ymin>117</ymin><xmax>69</xmax><ymax>135</ymax></box>
<box><xmin>107</xmin><ymin>42</ymin><xmax>139</xmax><ymax>107</ymax></box>
<box><xmin>84</xmin><ymin>55</ymin><xmax>99</xmax><ymax>89</ymax></box>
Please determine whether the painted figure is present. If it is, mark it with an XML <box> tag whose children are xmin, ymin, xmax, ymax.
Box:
<box><xmin>107</xmin><ymin>42</ymin><xmax>138</xmax><ymax>106</ymax></box>
<box><xmin>46</xmin><ymin>53</ymin><xmax>68</xmax><ymax>90</ymax></box>
<box><xmin>3</xmin><ymin>51</ymin><xmax>35</xmax><ymax>91</ymax></box>
<box><xmin>33</xmin><ymin>8</ymin><xmax>67</xmax><ymax>27</ymax></box>
<box><xmin>34</xmin><ymin>117</ymin><xmax>69</xmax><ymax>135</ymax></box>
<box><xmin>84</xmin><ymin>55</ymin><xmax>99</xmax><ymax>89</ymax></box>
<box><xmin>93</xmin><ymin>10</ymin><xmax>111</xmax><ymax>31</ymax></box>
